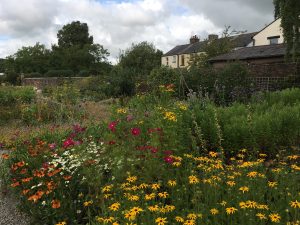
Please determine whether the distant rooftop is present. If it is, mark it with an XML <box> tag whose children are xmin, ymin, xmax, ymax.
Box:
<box><xmin>209</xmin><ymin>44</ymin><xmax>286</xmax><ymax>62</ymax></box>
<box><xmin>163</xmin><ymin>32</ymin><xmax>258</xmax><ymax>57</ymax></box>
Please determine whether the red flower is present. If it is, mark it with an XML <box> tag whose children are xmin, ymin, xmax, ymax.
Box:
<box><xmin>131</xmin><ymin>127</ymin><xmax>141</xmax><ymax>136</ymax></box>
<box><xmin>164</xmin><ymin>150</ymin><xmax>173</xmax><ymax>155</ymax></box>
<box><xmin>108</xmin><ymin>121</ymin><xmax>118</xmax><ymax>132</ymax></box>
<box><xmin>63</xmin><ymin>138</ymin><xmax>75</xmax><ymax>149</ymax></box>
<box><xmin>164</xmin><ymin>156</ymin><xmax>174</xmax><ymax>164</ymax></box>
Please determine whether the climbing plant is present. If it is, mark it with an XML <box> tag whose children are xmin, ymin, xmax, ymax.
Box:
<box><xmin>273</xmin><ymin>0</ymin><xmax>300</xmax><ymax>62</ymax></box>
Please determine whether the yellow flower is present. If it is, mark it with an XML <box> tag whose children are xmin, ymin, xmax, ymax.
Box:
<box><xmin>239</xmin><ymin>202</ymin><xmax>247</xmax><ymax>209</ymax></box>
<box><xmin>124</xmin><ymin>212</ymin><xmax>136</xmax><ymax>221</ymax></box>
<box><xmin>104</xmin><ymin>194</ymin><xmax>112</xmax><ymax>199</ymax></box>
<box><xmin>188</xmin><ymin>175</ymin><xmax>200</xmax><ymax>184</ymax></box>
<box><xmin>187</xmin><ymin>213</ymin><xmax>197</xmax><ymax>220</ymax></box>
<box><xmin>256</xmin><ymin>213</ymin><xmax>267</xmax><ymax>220</ymax></box>
<box><xmin>145</xmin><ymin>193</ymin><xmax>156</xmax><ymax>200</ymax></box>
<box><xmin>102</xmin><ymin>185</ymin><xmax>113</xmax><ymax>193</ymax></box>
<box><xmin>220</xmin><ymin>201</ymin><xmax>227</xmax><ymax>206</ymax></box>
<box><xmin>290</xmin><ymin>200</ymin><xmax>300</xmax><ymax>209</ymax></box>
<box><xmin>268</xmin><ymin>181</ymin><xmax>278</xmax><ymax>188</ymax></box>
<box><xmin>269</xmin><ymin>213</ymin><xmax>281</xmax><ymax>223</ymax></box>
<box><xmin>226</xmin><ymin>181</ymin><xmax>236</xmax><ymax>187</ymax></box>
<box><xmin>226</xmin><ymin>207</ymin><xmax>238</xmax><ymax>215</ymax></box>
<box><xmin>127</xmin><ymin>194</ymin><xmax>139</xmax><ymax>201</ymax></box>
<box><xmin>245</xmin><ymin>200</ymin><xmax>257</xmax><ymax>209</ymax></box>
<box><xmin>210</xmin><ymin>208</ymin><xmax>219</xmax><ymax>215</ymax></box>
<box><xmin>164</xmin><ymin>111</ymin><xmax>177</xmax><ymax>122</ymax></box>
<box><xmin>239</xmin><ymin>186</ymin><xmax>249</xmax><ymax>193</ymax></box>
<box><xmin>139</xmin><ymin>183</ymin><xmax>149</xmax><ymax>189</ymax></box>
<box><xmin>148</xmin><ymin>205</ymin><xmax>160</xmax><ymax>212</ymax></box>
<box><xmin>117</xmin><ymin>108</ymin><xmax>127</xmax><ymax>114</ymax></box>
<box><xmin>158</xmin><ymin>192</ymin><xmax>169</xmax><ymax>198</ymax></box>
<box><xmin>184</xmin><ymin>220</ymin><xmax>195</xmax><ymax>225</ymax></box>
<box><xmin>83</xmin><ymin>200</ymin><xmax>93</xmax><ymax>207</ymax></box>
<box><xmin>109</xmin><ymin>202</ymin><xmax>120</xmax><ymax>211</ymax></box>
<box><xmin>130</xmin><ymin>207</ymin><xmax>143</xmax><ymax>215</ymax></box>
<box><xmin>175</xmin><ymin>216</ymin><xmax>184</xmax><ymax>222</ymax></box>
<box><xmin>167</xmin><ymin>180</ymin><xmax>177</xmax><ymax>187</ymax></box>
<box><xmin>155</xmin><ymin>217</ymin><xmax>167</xmax><ymax>225</ymax></box>
<box><xmin>151</xmin><ymin>183</ymin><xmax>161</xmax><ymax>190</ymax></box>
<box><xmin>209</xmin><ymin>151</ymin><xmax>218</xmax><ymax>158</ymax></box>
<box><xmin>172</xmin><ymin>162</ymin><xmax>181</xmax><ymax>167</ymax></box>
<box><xmin>126</xmin><ymin>176</ymin><xmax>137</xmax><ymax>183</ymax></box>
<box><xmin>56</xmin><ymin>222</ymin><xmax>67</xmax><ymax>225</ymax></box>
<box><xmin>247</xmin><ymin>171</ymin><xmax>258</xmax><ymax>178</ymax></box>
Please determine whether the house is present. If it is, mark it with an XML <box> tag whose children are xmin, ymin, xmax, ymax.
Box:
<box><xmin>161</xmin><ymin>32</ymin><xmax>257</xmax><ymax>68</ymax></box>
<box><xmin>209</xmin><ymin>18</ymin><xmax>286</xmax><ymax>67</ymax></box>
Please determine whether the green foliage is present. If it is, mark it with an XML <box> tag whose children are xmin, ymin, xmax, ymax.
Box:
<box><xmin>273</xmin><ymin>0</ymin><xmax>300</xmax><ymax>61</ymax></box>
<box><xmin>0</xmin><ymin>86</ymin><xmax>36</xmax><ymax>106</ymax></box>
<box><xmin>57</xmin><ymin>21</ymin><xmax>93</xmax><ymax>48</ymax></box>
<box><xmin>44</xmin><ymin>69</ymin><xmax>74</xmax><ymax>77</ymax></box>
<box><xmin>148</xmin><ymin>66</ymin><xmax>180</xmax><ymax>88</ymax></box>
<box><xmin>119</xmin><ymin>41</ymin><xmax>163</xmax><ymax>79</ymax></box>
<box><xmin>109</xmin><ymin>67</ymin><xmax>136</xmax><ymax>97</ymax></box>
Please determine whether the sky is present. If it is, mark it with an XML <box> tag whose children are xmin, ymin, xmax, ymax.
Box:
<box><xmin>0</xmin><ymin>0</ymin><xmax>275</xmax><ymax>63</ymax></box>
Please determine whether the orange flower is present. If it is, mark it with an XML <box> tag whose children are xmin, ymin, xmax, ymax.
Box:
<box><xmin>63</xmin><ymin>175</ymin><xmax>72</xmax><ymax>180</ymax></box>
<box><xmin>11</xmin><ymin>182</ymin><xmax>20</xmax><ymax>187</ymax></box>
<box><xmin>22</xmin><ymin>177</ymin><xmax>33</xmax><ymax>183</ymax></box>
<box><xmin>28</xmin><ymin>194</ymin><xmax>40</xmax><ymax>203</ymax></box>
<box><xmin>47</xmin><ymin>169</ymin><xmax>61</xmax><ymax>177</ymax></box>
<box><xmin>20</xmin><ymin>169</ymin><xmax>28</xmax><ymax>174</ymax></box>
<box><xmin>16</xmin><ymin>161</ymin><xmax>25</xmax><ymax>167</ymax></box>
<box><xmin>52</xmin><ymin>199</ymin><xmax>61</xmax><ymax>209</ymax></box>
<box><xmin>1</xmin><ymin>154</ymin><xmax>9</xmax><ymax>159</ymax></box>
<box><xmin>22</xmin><ymin>189</ymin><xmax>30</xmax><ymax>195</ymax></box>
<box><xmin>34</xmin><ymin>169</ymin><xmax>45</xmax><ymax>178</ymax></box>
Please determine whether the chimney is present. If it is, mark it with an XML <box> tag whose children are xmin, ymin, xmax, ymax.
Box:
<box><xmin>208</xmin><ymin>34</ymin><xmax>218</xmax><ymax>41</ymax></box>
<box><xmin>190</xmin><ymin>35</ymin><xmax>200</xmax><ymax>44</ymax></box>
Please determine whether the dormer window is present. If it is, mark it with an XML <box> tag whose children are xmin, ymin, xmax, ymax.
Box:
<box><xmin>268</xmin><ymin>36</ymin><xmax>280</xmax><ymax>45</ymax></box>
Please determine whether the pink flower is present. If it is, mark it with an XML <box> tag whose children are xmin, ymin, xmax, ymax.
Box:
<box><xmin>164</xmin><ymin>156</ymin><xmax>174</xmax><ymax>164</ymax></box>
<box><xmin>126</xmin><ymin>115</ymin><xmax>134</xmax><ymax>122</ymax></box>
<box><xmin>108</xmin><ymin>121</ymin><xmax>118</xmax><ymax>132</ymax></box>
<box><xmin>49</xmin><ymin>143</ymin><xmax>56</xmax><ymax>150</ymax></box>
<box><xmin>63</xmin><ymin>138</ymin><xmax>75</xmax><ymax>149</ymax></box>
<box><xmin>131</xmin><ymin>127</ymin><xmax>141</xmax><ymax>136</ymax></box>
<box><xmin>73</xmin><ymin>124</ymin><xmax>86</xmax><ymax>133</ymax></box>
<box><xmin>151</xmin><ymin>147</ymin><xmax>158</xmax><ymax>153</ymax></box>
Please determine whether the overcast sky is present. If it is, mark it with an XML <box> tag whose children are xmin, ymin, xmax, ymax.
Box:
<box><xmin>0</xmin><ymin>0</ymin><xmax>275</xmax><ymax>63</ymax></box>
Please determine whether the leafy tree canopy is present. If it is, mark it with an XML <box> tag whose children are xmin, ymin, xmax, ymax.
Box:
<box><xmin>119</xmin><ymin>41</ymin><xmax>163</xmax><ymax>78</ymax></box>
<box><xmin>57</xmin><ymin>21</ymin><xmax>93</xmax><ymax>48</ymax></box>
<box><xmin>273</xmin><ymin>0</ymin><xmax>300</xmax><ymax>61</ymax></box>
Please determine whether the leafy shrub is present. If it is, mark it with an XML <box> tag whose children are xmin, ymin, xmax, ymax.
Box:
<box><xmin>0</xmin><ymin>86</ymin><xmax>36</xmax><ymax>106</ymax></box>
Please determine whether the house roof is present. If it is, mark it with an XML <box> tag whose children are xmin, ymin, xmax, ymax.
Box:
<box><xmin>163</xmin><ymin>32</ymin><xmax>258</xmax><ymax>57</ymax></box>
<box><xmin>209</xmin><ymin>44</ymin><xmax>286</xmax><ymax>62</ymax></box>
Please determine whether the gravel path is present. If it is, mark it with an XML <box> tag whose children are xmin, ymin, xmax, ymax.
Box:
<box><xmin>0</xmin><ymin>149</ymin><xmax>30</xmax><ymax>225</ymax></box>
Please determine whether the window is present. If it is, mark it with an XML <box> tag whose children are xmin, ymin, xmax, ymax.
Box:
<box><xmin>181</xmin><ymin>55</ymin><xmax>185</xmax><ymax>66</ymax></box>
<box><xmin>172</xmin><ymin>56</ymin><xmax>176</xmax><ymax>63</ymax></box>
<box><xmin>268</xmin><ymin>36</ymin><xmax>280</xmax><ymax>45</ymax></box>
<box><xmin>166</xmin><ymin>57</ymin><xmax>168</xmax><ymax>66</ymax></box>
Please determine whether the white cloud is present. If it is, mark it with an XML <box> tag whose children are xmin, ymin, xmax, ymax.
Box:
<box><xmin>0</xmin><ymin>0</ymin><xmax>275</xmax><ymax>62</ymax></box>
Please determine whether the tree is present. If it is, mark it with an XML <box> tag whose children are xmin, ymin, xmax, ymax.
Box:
<box><xmin>273</xmin><ymin>0</ymin><xmax>300</xmax><ymax>61</ymax></box>
<box><xmin>0</xmin><ymin>58</ymin><xmax>4</xmax><ymax>73</ymax></box>
<box><xmin>119</xmin><ymin>42</ymin><xmax>163</xmax><ymax>78</ymax></box>
<box><xmin>52</xmin><ymin>21</ymin><xmax>110</xmax><ymax>74</ymax></box>
<box><xmin>4</xmin><ymin>43</ymin><xmax>50</xmax><ymax>74</ymax></box>
<box><xmin>57</xmin><ymin>21</ymin><xmax>93</xmax><ymax>48</ymax></box>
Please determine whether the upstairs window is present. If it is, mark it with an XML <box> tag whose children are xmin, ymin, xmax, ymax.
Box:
<box><xmin>268</xmin><ymin>36</ymin><xmax>280</xmax><ymax>45</ymax></box>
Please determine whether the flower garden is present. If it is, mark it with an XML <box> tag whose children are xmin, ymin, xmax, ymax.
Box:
<box><xmin>0</xmin><ymin>86</ymin><xmax>300</xmax><ymax>225</ymax></box>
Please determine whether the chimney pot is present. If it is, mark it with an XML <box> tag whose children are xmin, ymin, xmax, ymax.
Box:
<box><xmin>190</xmin><ymin>35</ymin><xmax>200</xmax><ymax>44</ymax></box>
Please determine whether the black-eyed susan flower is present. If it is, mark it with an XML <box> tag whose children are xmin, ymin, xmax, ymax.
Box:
<box><xmin>145</xmin><ymin>193</ymin><xmax>156</xmax><ymax>200</ymax></box>
<box><xmin>269</xmin><ymin>213</ymin><xmax>281</xmax><ymax>223</ymax></box>
<box><xmin>158</xmin><ymin>192</ymin><xmax>169</xmax><ymax>198</ymax></box>
<box><xmin>268</xmin><ymin>181</ymin><xmax>278</xmax><ymax>188</ymax></box>
<box><xmin>175</xmin><ymin>216</ymin><xmax>184</xmax><ymax>222</ymax></box>
<box><xmin>226</xmin><ymin>207</ymin><xmax>238</xmax><ymax>215</ymax></box>
<box><xmin>188</xmin><ymin>175</ymin><xmax>199</xmax><ymax>184</ymax></box>
<box><xmin>239</xmin><ymin>186</ymin><xmax>249</xmax><ymax>193</ymax></box>
<box><xmin>109</xmin><ymin>202</ymin><xmax>120</xmax><ymax>211</ymax></box>
<box><xmin>155</xmin><ymin>217</ymin><xmax>167</xmax><ymax>225</ymax></box>
<box><xmin>290</xmin><ymin>200</ymin><xmax>300</xmax><ymax>208</ymax></box>
<box><xmin>126</xmin><ymin>176</ymin><xmax>137</xmax><ymax>183</ymax></box>
<box><xmin>210</xmin><ymin>208</ymin><xmax>219</xmax><ymax>215</ymax></box>
<box><xmin>184</xmin><ymin>220</ymin><xmax>196</xmax><ymax>225</ymax></box>
<box><xmin>167</xmin><ymin>180</ymin><xmax>176</xmax><ymax>187</ymax></box>
<box><xmin>256</xmin><ymin>213</ymin><xmax>267</xmax><ymax>220</ymax></box>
